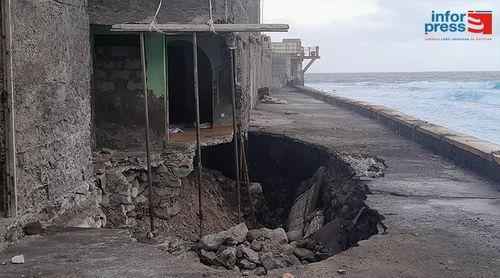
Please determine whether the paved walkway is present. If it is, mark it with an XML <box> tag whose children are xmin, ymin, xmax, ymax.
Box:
<box><xmin>252</xmin><ymin>87</ymin><xmax>500</xmax><ymax>277</ymax></box>
<box><xmin>1</xmin><ymin>87</ymin><xmax>498</xmax><ymax>277</ymax></box>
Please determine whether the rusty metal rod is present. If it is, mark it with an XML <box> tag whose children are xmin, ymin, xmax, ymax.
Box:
<box><xmin>164</xmin><ymin>36</ymin><xmax>170</xmax><ymax>145</ymax></box>
<box><xmin>193</xmin><ymin>32</ymin><xmax>203</xmax><ymax>239</ymax></box>
<box><xmin>1</xmin><ymin>0</ymin><xmax>17</xmax><ymax>217</ymax></box>
<box><xmin>140</xmin><ymin>33</ymin><xmax>155</xmax><ymax>232</ymax></box>
<box><xmin>229</xmin><ymin>47</ymin><xmax>241</xmax><ymax>223</ymax></box>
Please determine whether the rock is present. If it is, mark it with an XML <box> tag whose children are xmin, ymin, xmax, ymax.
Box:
<box><xmin>282</xmin><ymin>273</ymin><xmax>295</xmax><ymax>278</ymax></box>
<box><xmin>226</xmin><ymin>223</ymin><xmax>248</xmax><ymax>244</ymax></box>
<box><xmin>201</xmin><ymin>231</ymin><xmax>227</xmax><ymax>251</ymax></box>
<box><xmin>11</xmin><ymin>255</ymin><xmax>24</xmax><ymax>264</ymax></box>
<box><xmin>293</xmin><ymin>248</ymin><xmax>316</xmax><ymax>262</ymax></box>
<box><xmin>248</xmin><ymin>228</ymin><xmax>269</xmax><ymax>241</ymax></box>
<box><xmin>157</xmin><ymin>164</ymin><xmax>169</xmax><ymax>174</ymax></box>
<box><xmin>216</xmin><ymin>247</ymin><xmax>237</xmax><ymax>269</ymax></box>
<box><xmin>296</xmin><ymin>239</ymin><xmax>316</xmax><ymax>250</ymax></box>
<box><xmin>315</xmin><ymin>252</ymin><xmax>331</xmax><ymax>260</ymax></box>
<box><xmin>200</xmin><ymin>249</ymin><xmax>217</xmax><ymax>265</ymax></box>
<box><xmin>286</xmin><ymin>254</ymin><xmax>302</xmax><ymax>266</ymax></box>
<box><xmin>337</xmin><ymin>269</ymin><xmax>346</xmax><ymax>275</ymax></box>
<box><xmin>242</xmin><ymin>266</ymin><xmax>266</xmax><ymax>276</ymax></box>
<box><xmin>239</xmin><ymin>258</ymin><xmax>257</xmax><ymax>270</ymax></box>
<box><xmin>270</xmin><ymin>228</ymin><xmax>288</xmax><ymax>244</ymax></box>
<box><xmin>250</xmin><ymin>240</ymin><xmax>262</xmax><ymax>252</ymax></box>
<box><xmin>24</xmin><ymin>221</ymin><xmax>44</xmax><ymax>235</ymax></box>
<box><xmin>304</xmin><ymin>211</ymin><xmax>324</xmax><ymax>237</ymax></box>
<box><xmin>260</xmin><ymin>252</ymin><xmax>289</xmax><ymax>271</ymax></box>
<box><xmin>238</xmin><ymin>245</ymin><xmax>260</xmax><ymax>264</ymax></box>
<box><xmin>286</xmin><ymin>230</ymin><xmax>302</xmax><ymax>242</ymax></box>
<box><xmin>280</xmin><ymin>243</ymin><xmax>296</xmax><ymax>256</ymax></box>
<box><xmin>217</xmin><ymin>245</ymin><xmax>229</xmax><ymax>256</ymax></box>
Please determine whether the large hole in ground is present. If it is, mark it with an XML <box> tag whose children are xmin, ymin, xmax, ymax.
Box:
<box><xmin>202</xmin><ymin>131</ymin><xmax>386</xmax><ymax>265</ymax></box>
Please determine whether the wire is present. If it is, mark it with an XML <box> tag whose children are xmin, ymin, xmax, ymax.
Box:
<box><xmin>207</xmin><ymin>0</ymin><xmax>217</xmax><ymax>34</ymax></box>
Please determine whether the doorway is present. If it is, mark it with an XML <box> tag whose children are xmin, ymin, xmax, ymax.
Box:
<box><xmin>168</xmin><ymin>40</ymin><xmax>213</xmax><ymax>126</ymax></box>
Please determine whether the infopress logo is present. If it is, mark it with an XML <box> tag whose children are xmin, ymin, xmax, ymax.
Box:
<box><xmin>468</xmin><ymin>11</ymin><xmax>493</xmax><ymax>34</ymax></box>
<box><xmin>424</xmin><ymin>10</ymin><xmax>493</xmax><ymax>40</ymax></box>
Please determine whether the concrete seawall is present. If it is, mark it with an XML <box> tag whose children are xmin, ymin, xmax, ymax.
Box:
<box><xmin>295</xmin><ymin>85</ymin><xmax>500</xmax><ymax>182</ymax></box>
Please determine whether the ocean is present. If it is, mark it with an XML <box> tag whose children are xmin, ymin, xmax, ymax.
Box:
<box><xmin>305</xmin><ymin>72</ymin><xmax>500</xmax><ymax>145</ymax></box>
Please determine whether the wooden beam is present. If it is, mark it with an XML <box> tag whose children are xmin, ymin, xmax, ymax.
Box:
<box><xmin>112</xmin><ymin>23</ymin><xmax>289</xmax><ymax>33</ymax></box>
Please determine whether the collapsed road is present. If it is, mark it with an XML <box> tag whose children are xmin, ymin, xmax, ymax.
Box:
<box><xmin>0</xmin><ymin>87</ymin><xmax>499</xmax><ymax>277</ymax></box>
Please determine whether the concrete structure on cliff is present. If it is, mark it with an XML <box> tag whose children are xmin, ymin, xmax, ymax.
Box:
<box><xmin>270</xmin><ymin>39</ymin><xmax>320</xmax><ymax>89</ymax></box>
<box><xmin>0</xmin><ymin>0</ymin><xmax>285</xmax><ymax>238</ymax></box>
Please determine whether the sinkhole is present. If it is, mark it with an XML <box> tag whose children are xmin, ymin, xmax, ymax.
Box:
<box><xmin>202</xmin><ymin>131</ymin><xmax>386</xmax><ymax>259</ymax></box>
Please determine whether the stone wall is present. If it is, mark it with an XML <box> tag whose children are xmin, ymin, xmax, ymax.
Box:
<box><xmin>10</xmin><ymin>0</ymin><xmax>103</xmax><ymax>225</ymax></box>
<box><xmin>233</xmin><ymin>33</ymin><xmax>272</xmax><ymax>131</ymax></box>
<box><xmin>0</xmin><ymin>19</ymin><xmax>4</xmax><ymax>213</ymax></box>
<box><xmin>88</xmin><ymin>0</ymin><xmax>256</xmax><ymax>25</ymax></box>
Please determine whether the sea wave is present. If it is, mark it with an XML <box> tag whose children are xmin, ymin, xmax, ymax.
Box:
<box><xmin>306</xmin><ymin>79</ymin><xmax>500</xmax><ymax>144</ymax></box>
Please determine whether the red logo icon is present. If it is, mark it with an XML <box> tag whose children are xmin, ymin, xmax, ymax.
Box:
<box><xmin>468</xmin><ymin>11</ymin><xmax>493</xmax><ymax>34</ymax></box>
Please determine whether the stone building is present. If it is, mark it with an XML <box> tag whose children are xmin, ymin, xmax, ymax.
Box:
<box><xmin>0</xmin><ymin>0</ymin><xmax>276</xmax><ymax>239</ymax></box>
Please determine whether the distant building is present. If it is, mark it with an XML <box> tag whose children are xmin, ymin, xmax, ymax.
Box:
<box><xmin>270</xmin><ymin>39</ymin><xmax>320</xmax><ymax>89</ymax></box>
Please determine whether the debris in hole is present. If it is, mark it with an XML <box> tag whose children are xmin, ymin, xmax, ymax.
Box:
<box><xmin>197</xmin><ymin>222</ymin><xmax>328</xmax><ymax>274</ymax></box>
<box><xmin>201</xmin><ymin>133</ymin><xmax>386</xmax><ymax>272</ymax></box>
<box><xmin>339</xmin><ymin>154</ymin><xmax>387</xmax><ymax>178</ymax></box>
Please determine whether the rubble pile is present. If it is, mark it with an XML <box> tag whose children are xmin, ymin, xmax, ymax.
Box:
<box><xmin>198</xmin><ymin>223</ymin><xmax>329</xmax><ymax>276</ymax></box>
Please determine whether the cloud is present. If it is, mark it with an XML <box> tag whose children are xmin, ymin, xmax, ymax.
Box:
<box><xmin>263</xmin><ymin>0</ymin><xmax>500</xmax><ymax>72</ymax></box>
<box><xmin>263</xmin><ymin>0</ymin><xmax>380</xmax><ymax>26</ymax></box>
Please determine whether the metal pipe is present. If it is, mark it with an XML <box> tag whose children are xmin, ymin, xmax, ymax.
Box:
<box><xmin>1</xmin><ymin>0</ymin><xmax>17</xmax><ymax>217</ymax></box>
<box><xmin>164</xmin><ymin>37</ymin><xmax>170</xmax><ymax>145</ymax></box>
<box><xmin>140</xmin><ymin>33</ymin><xmax>155</xmax><ymax>232</ymax></box>
<box><xmin>193</xmin><ymin>32</ymin><xmax>203</xmax><ymax>239</ymax></box>
<box><xmin>229</xmin><ymin>46</ymin><xmax>241</xmax><ymax>223</ymax></box>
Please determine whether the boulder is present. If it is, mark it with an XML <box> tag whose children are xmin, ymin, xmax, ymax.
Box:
<box><xmin>201</xmin><ymin>231</ymin><xmax>227</xmax><ymax>251</ymax></box>
<box><xmin>286</xmin><ymin>230</ymin><xmax>302</xmax><ymax>242</ymax></box>
<box><xmin>294</xmin><ymin>248</ymin><xmax>316</xmax><ymax>262</ymax></box>
<box><xmin>239</xmin><ymin>258</ymin><xmax>257</xmax><ymax>270</ymax></box>
<box><xmin>226</xmin><ymin>223</ymin><xmax>248</xmax><ymax>244</ymax></box>
<box><xmin>250</xmin><ymin>240</ymin><xmax>262</xmax><ymax>252</ymax></box>
<box><xmin>248</xmin><ymin>228</ymin><xmax>271</xmax><ymax>241</ymax></box>
<box><xmin>280</xmin><ymin>243</ymin><xmax>296</xmax><ymax>256</ymax></box>
<box><xmin>200</xmin><ymin>249</ymin><xmax>217</xmax><ymax>265</ymax></box>
<box><xmin>270</xmin><ymin>228</ymin><xmax>288</xmax><ymax>244</ymax></box>
<box><xmin>260</xmin><ymin>252</ymin><xmax>289</xmax><ymax>271</ymax></box>
<box><xmin>216</xmin><ymin>247</ymin><xmax>237</xmax><ymax>269</ymax></box>
<box><xmin>296</xmin><ymin>238</ymin><xmax>316</xmax><ymax>250</ymax></box>
<box><xmin>237</xmin><ymin>245</ymin><xmax>260</xmax><ymax>264</ymax></box>
<box><xmin>304</xmin><ymin>211</ymin><xmax>324</xmax><ymax>237</ymax></box>
<box><xmin>242</xmin><ymin>266</ymin><xmax>266</xmax><ymax>276</ymax></box>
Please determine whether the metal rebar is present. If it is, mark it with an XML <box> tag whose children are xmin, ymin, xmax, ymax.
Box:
<box><xmin>1</xmin><ymin>0</ymin><xmax>17</xmax><ymax>217</ymax></box>
<box><xmin>193</xmin><ymin>32</ymin><xmax>203</xmax><ymax>239</ymax></box>
<box><xmin>140</xmin><ymin>33</ymin><xmax>155</xmax><ymax>232</ymax></box>
<box><xmin>229</xmin><ymin>47</ymin><xmax>241</xmax><ymax>223</ymax></box>
<box><xmin>164</xmin><ymin>37</ymin><xmax>170</xmax><ymax>145</ymax></box>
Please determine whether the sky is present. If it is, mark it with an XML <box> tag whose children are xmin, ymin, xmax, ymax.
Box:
<box><xmin>262</xmin><ymin>0</ymin><xmax>500</xmax><ymax>73</ymax></box>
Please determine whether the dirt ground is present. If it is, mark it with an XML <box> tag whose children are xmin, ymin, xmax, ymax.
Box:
<box><xmin>1</xmin><ymin>87</ymin><xmax>499</xmax><ymax>277</ymax></box>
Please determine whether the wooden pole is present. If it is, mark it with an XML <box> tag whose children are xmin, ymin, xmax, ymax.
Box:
<box><xmin>193</xmin><ymin>32</ymin><xmax>203</xmax><ymax>239</ymax></box>
<box><xmin>112</xmin><ymin>23</ymin><xmax>289</xmax><ymax>33</ymax></box>
<box><xmin>140</xmin><ymin>33</ymin><xmax>155</xmax><ymax>233</ymax></box>
<box><xmin>1</xmin><ymin>0</ymin><xmax>17</xmax><ymax>217</ymax></box>
<box><xmin>229</xmin><ymin>47</ymin><xmax>241</xmax><ymax>223</ymax></box>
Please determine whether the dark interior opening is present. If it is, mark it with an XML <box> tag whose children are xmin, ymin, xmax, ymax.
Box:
<box><xmin>168</xmin><ymin>40</ymin><xmax>213</xmax><ymax>126</ymax></box>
